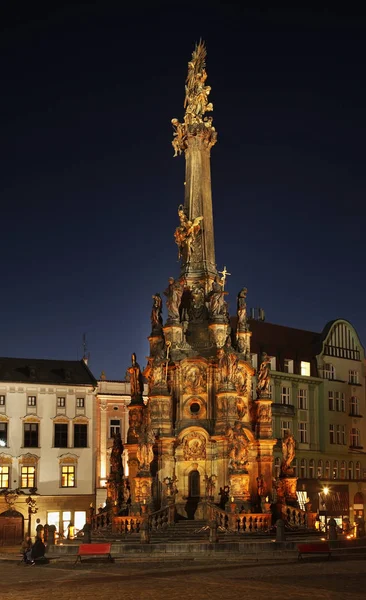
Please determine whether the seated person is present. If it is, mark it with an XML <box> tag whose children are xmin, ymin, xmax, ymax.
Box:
<box><xmin>31</xmin><ymin>537</ymin><xmax>46</xmax><ymax>563</ymax></box>
<box><xmin>21</xmin><ymin>536</ymin><xmax>32</xmax><ymax>563</ymax></box>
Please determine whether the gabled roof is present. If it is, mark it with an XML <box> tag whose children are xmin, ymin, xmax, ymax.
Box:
<box><xmin>0</xmin><ymin>358</ymin><xmax>97</xmax><ymax>386</ymax></box>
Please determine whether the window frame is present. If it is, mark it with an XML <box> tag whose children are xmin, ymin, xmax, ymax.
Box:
<box><xmin>54</xmin><ymin>423</ymin><xmax>68</xmax><ymax>448</ymax></box>
<box><xmin>281</xmin><ymin>386</ymin><xmax>291</xmax><ymax>405</ymax></box>
<box><xmin>23</xmin><ymin>422</ymin><xmax>39</xmax><ymax>448</ymax></box>
<box><xmin>0</xmin><ymin>422</ymin><xmax>8</xmax><ymax>447</ymax></box>
<box><xmin>350</xmin><ymin>396</ymin><xmax>359</xmax><ymax>416</ymax></box>
<box><xmin>0</xmin><ymin>395</ymin><xmax>5</xmax><ymax>406</ymax></box>
<box><xmin>109</xmin><ymin>419</ymin><xmax>121</xmax><ymax>439</ymax></box>
<box><xmin>76</xmin><ymin>397</ymin><xmax>85</xmax><ymax>409</ymax></box>
<box><xmin>27</xmin><ymin>396</ymin><xmax>37</xmax><ymax>407</ymax></box>
<box><xmin>73</xmin><ymin>423</ymin><xmax>88</xmax><ymax>448</ymax></box>
<box><xmin>0</xmin><ymin>465</ymin><xmax>9</xmax><ymax>487</ymax></box>
<box><xmin>349</xmin><ymin>370</ymin><xmax>359</xmax><ymax>384</ymax></box>
<box><xmin>57</xmin><ymin>397</ymin><xmax>66</xmax><ymax>408</ymax></box>
<box><xmin>300</xmin><ymin>361</ymin><xmax>311</xmax><ymax>377</ymax></box>
<box><xmin>324</xmin><ymin>363</ymin><xmax>335</xmax><ymax>380</ymax></box>
<box><xmin>60</xmin><ymin>465</ymin><xmax>75</xmax><ymax>488</ymax></box>
<box><xmin>298</xmin><ymin>421</ymin><xmax>308</xmax><ymax>443</ymax></box>
<box><xmin>298</xmin><ymin>388</ymin><xmax>308</xmax><ymax>410</ymax></box>
<box><xmin>21</xmin><ymin>465</ymin><xmax>36</xmax><ymax>488</ymax></box>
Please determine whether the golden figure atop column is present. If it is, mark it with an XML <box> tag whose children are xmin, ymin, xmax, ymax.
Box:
<box><xmin>171</xmin><ymin>41</ymin><xmax>217</xmax><ymax>283</ymax></box>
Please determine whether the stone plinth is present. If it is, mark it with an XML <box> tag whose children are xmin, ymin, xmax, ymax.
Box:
<box><xmin>229</xmin><ymin>472</ymin><xmax>250</xmax><ymax>504</ymax></box>
<box><xmin>163</xmin><ymin>324</ymin><xmax>183</xmax><ymax>347</ymax></box>
<box><xmin>255</xmin><ymin>399</ymin><xmax>272</xmax><ymax>439</ymax></box>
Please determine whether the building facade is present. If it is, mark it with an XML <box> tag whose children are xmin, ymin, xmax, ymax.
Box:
<box><xmin>0</xmin><ymin>358</ymin><xmax>96</xmax><ymax>541</ymax></box>
<box><xmin>249</xmin><ymin>317</ymin><xmax>366</xmax><ymax>528</ymax></box>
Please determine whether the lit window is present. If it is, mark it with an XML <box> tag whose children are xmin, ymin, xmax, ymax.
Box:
<box><xmin>309</xmin><ymin>459</ymin><xmax>315</xmax><ymax>478</ymax></box>
<box><xmin>0</xmin><ymin>395</ymin><xmax>5</xmax><ymax>406</ymax></box>
<box><xmin>269</xmin><ymin>356</ymin><xmax>276</xmax><ymax>370</ymax></box>
<box><xmin>328</xmin><ymin>391</ymin><xmax>335</xmax><ymax>411</ymax></box>
<box><xmin>283</xmin><ymin>359</ymin><xmax>293</xmax><ymax>374</ymax></box>
<box><xmin>0</xmin><ymin>466</ymin><xmax>9</xmax><ymax>487</ymax></box>
<box><xmin>74</xmin><ymin>424</ymin><xmax>87</xmax><ymax>448</ymax></box>
<box><xmin>21</xmin><ymin>466</ymin><xmax>35</xmax><ymax>488</ymax></box>
<box><xmin>350</xmin><ymin>397</ymin><xmax>359</xmax><ymax>416</ymax></box>
<box><xmin>54</xmin><ymin>423</ymin><xmax>68</xmax><ymax>448</ymax></box>
<box><xmin>27</xmin><ymin>396</ymin><xmax>36</xmax><ymax>407</ymax></box>
<box><xmin>349</xmin><ymin>370</ymin><xmax>359</xmax><ymax>384</ymax></box>
<box><xmin>333</xmin><ymin>460</ymin><xmax>338</xmax><ymax>479</ymax></box>
<box><xmin>300</xmin><ymin>361</ymin><xmax>310</xmax><ymax>377</ymax></box>
<box><xmin>61</xmin><ymin>465</ymin><xmax>75</xmax><ymax>488</ymax></box>
<box><xmin>324</xmin><ymin>363</ymin><xmax>335</xmax><ymax>380</ymax></box>
<box><xmin>281</xmin><ymin>387</ymin><xmax>291</xmax><ymax>405</ymax></box>
<box><xmin>298</xmin><ymin>422</ymin><xmax>308</xmax><ymax>443</ymax></box>
<box><xmin>350</xmin><ymin>428</ymin><xmax>360</xmax><ymax>448</ymax></box>
<box><xmin>348</xmin><ymin>462</ymin><xmax>354</xmax><ymax>479</ymax></box>
<box><xmin>317</xmin><ymin>460</ymin><xmax>323</xmax><ymax>478</ymax></box>
<box><xmin>24</xmin><ymin>423</ymin><xmax>38</xmax><ymax>447</ymax></box>
<box><xmin>329</xmin><ymin>424</ymin><xmax>335</xmax><ymax>444</ymax></box>
<box><xmin>110</xmin><ymin>419</ymin><xmax>121</xmax><ymax>438</ymax></box>
<box><xmin>57</xmin><ymin>397</ymin><xmax>66</xmax><ymax>408</ymax></box>
<box><xmin>298</xmin><ymin>388</ymin><xmax>308</xmax><ymax>410</ymax></box>
<box><xmin>76</xmin><ymin>398</ymin><xmax>85</xmax><ymax>408</ymax></box>
<box><xmin>0</xmin><ymin>423</ymin><xmax>8</xmax><ymax>446</ymax></box>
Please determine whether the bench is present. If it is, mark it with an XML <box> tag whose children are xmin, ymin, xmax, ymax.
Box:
<box><xmin>74</xmin><ymin>543</ymin><xmax>112</xmax><ymax>564</ymax></box>
<box><xmin>297</xmin><ymin>542</ymin><xmax>331</xmax><ymax>560</ymax></box>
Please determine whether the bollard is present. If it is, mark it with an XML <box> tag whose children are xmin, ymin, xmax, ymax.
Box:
<box><xmin>276</xmin><ymin>518</ymin><xmax>285</xmax><ymax>542</ymax></box>
<box><xmin>209</xmin><ymin>519</ymin><xmax>218</xmax><ymax>544</ymax></box>
<box><xmin>328</xmin><ymin>517</ymin><xmax>337</xmax><ymax>541</ymax></box>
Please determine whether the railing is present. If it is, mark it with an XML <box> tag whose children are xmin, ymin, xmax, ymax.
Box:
<box><xmin>204</xmin><ymin>502</ymin><xmax>270</xmax><ymax>534</ymax></box>
<box><xmin>283</xmin><ymin>506</ymin><xmax>308</xmax><ymax>528</ymax></box>
<box><xmin>91</xmin><ymin>510</ymin><xmax>112</xmax><ymax>531</ymax></box>
<box><xmin>148</xmin><ymin>503</ymin><xmax>176</xmax><ymax>532</ymax></box>
<box><xmin>113</xmin><ymin>516</ymin><xmax>142</xmax><ymax>535</ymax></box>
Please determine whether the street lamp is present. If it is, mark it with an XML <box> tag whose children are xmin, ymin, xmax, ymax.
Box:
<box><xmin>322</xmin><ymin>487</ymin><xmax>329</xmax><ymax>533</ymax></box>
<box><xmin>26</xmin><ymin>496</ymin><xmax>38</xmax><ymax>538</ymax></box>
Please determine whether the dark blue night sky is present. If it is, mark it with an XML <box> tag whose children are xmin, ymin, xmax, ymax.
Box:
<box><xmin>1</xmin><ymin>5</ymin><xmax>365</xmax><ymax>379</ymax></box>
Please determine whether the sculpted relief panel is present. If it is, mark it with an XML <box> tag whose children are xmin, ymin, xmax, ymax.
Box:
<box><xmin>182</xmin><ymin>432</ymin><xmax>206</xmax><ymax>460</ymax></box>
<box><xmin>182</xmin><ymin>363</ymin><xmax>206</xmax><ymax>394</ymax></box>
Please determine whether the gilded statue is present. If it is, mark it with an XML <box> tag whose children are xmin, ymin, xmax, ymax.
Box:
<box><xmin>281</xmin><ymin>430</ymin><xmax>296</xmax><ymax>475</ymax></box>
<box><xmin>171</xmin><ymin>41</ymin><xmax>217</xmax><ymax>157</ymax></box>
<box><xmin>174</xmin><ymin>205</ymin><xmax>203</xmax><ymax>262</ymax></box>
<box><xmin>256</xmin><ymin>352</ymin><xmax>271</xmax><ymax>398</ymax></box>
<box><xmin>151</xmin><ymin>293</ymin><xmax>163</xmax><ymax>330</ymax></box>
<box><xmin>164</xmin><ymin>277</ymin><xmax>184</xmax><ymax>322</ymax></box>
<box><xmin>226</xmin><ymin>422</ymin><xmax>250</xmax><ymax>471</ymax></box>
<box><xmin>171</xmin><ymin>118</ymin><xmax>187</xmax><ymax>156</ymax></box>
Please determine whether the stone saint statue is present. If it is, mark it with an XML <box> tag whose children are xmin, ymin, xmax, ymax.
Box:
<box><xmin>151</xmin><ymin>293</ymin><xmax>163</xmax><ymax>330</ymax></box>
<box><xmin>281</xmin><ymin>430</ymin><xmax>296</xmax><ymax>475</ymax></box>
<box><xmin>256</xmin><ymin>352</ymin><xmax>271</xmax><ymax>398</ymax></box>
<box><xmin>127</xmin><ymin>353</ymin><xmax>144</xmax><ymax>399</ymax></box>
<box><xmin>226</xmin><ymin>422</ymin><xmax>249</xmax><ymax>471</ymax></box>
<box><xmin>110</xmin><ymin>432</ymin><xmax>124</xmax><ymax>481</ymax></box>
<box><xmin>206</xmin><ymin>275</ymin><xmax>227</xmax><ymax>319</ymax></box>
<box><xmin>164</xmin><ymin>277</ymin><xmax>184</xmax><ymax>322</ymax></box>
<box><xmin>137</xmin><ymin>422</ymin><xmax>155</xmax><ymax>472</ymax></box>
<box><xmin>237</xmin><ymin>288</ymin><xmax>248</xmax><ymax>328</ymax></box>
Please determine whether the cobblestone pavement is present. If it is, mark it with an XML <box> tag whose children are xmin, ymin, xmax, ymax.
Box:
<box><xmin>1</xmin><ymin>556</ymin><xmax>366</xmax><ymax>600</ymax></box>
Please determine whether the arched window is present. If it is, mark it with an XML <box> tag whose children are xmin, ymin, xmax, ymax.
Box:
<box><xmin>340</xmin><ymin>461</ymin><xmax>346</xmax><ymax>479</ymax></box>
<box><xmin>292</xmin><ymin>458</ymin><xmax>297</xmax><ymax>477</ymax></box>
<box><xmin>333</xmin><ymin>460</ymin><xmax>338</xmax><ymax>479</ymax></box>
<box><xmin>348</xmin><ymin>461</ymin><xmax>354</xmax><ymax>480</ymax></box>
<box><xmin>355</xmin><ymin>462</ymin><xmax>361</xmax><ymax>480</ymax></box>
<box><xmin>317</xmin><ymin>459</ymin><xmax>323</xmax><ymax>478</ymax></box>
<box><xmin>300</xmin><ymin>459</ymin><xmax>307</xmax><ymax>479</ymax></box>
<box><xmin>309</xmin><ymin>459</ymin><xmax>315</xmax><ymax>478</ymax></box>
<box><xmin>325</xmin><ymin>460</ymin><xmax>330</xmax><ymax>479</ymax></box>
<box><xmin>274</xmin><ymin>457</ymin><xmax>280</xmax><ymax>478</ymax></box>
<box><xmin>350</xmin><ymin>428</ymin><xmax>360</xmax><ymax>448</ymax></box>
<box><xmin>323</xmin><ymin>363</ymin><xmax>335</xmax><ymax>380</ymax></box>
<box><xmin>350</xmin><ymin>397</ymin><xmax>359</xmax><ymax>416</ymax></box>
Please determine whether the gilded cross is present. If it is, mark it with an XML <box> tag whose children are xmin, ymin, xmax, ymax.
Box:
<box><xmin>218</xmin><ymin>265</ymin><xmax>231</xmax><ymax>290</ymax></box>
